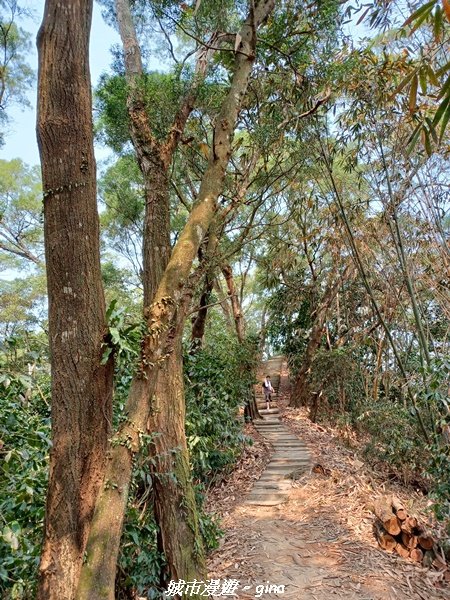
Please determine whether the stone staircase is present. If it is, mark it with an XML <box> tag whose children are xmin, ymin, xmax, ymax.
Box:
<box><xmin>245</xmin><ymin>356</ymin><xmax>310</xmax><ymax>507</ymax></box>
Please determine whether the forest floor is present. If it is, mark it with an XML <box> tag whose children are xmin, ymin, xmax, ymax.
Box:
<box><xmin>206</xmin><ymin>358</ymin><xmax>450</xmax><ymax>600</ymax></box>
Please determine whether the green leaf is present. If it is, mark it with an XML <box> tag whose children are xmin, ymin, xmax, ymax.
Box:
<box><xmin>100</xmin><ymin>346</ymin><xmax>113</xmax><ymax>365</ymax></box>
<box><xmin>433</xmin><ymin>4</ymin><xmax>443</xmax><ymax>39</ymax></box>
<box><xmin>106</xmin><ymin>298</ymin><xmax>118</xmax><ymax>321</ymax></box>
<box><xmin>423</xmin><ymin>127</ymin><xmax>432</xmax><ymax>156</ymax></box>
<box><xmin>439</xmin><ymin>97</ymin><xmax>450</xmax><ymax>139</ymax></box>
<box><xmin>406</xmin><ymin>122</ymin><xmax>422</xmax><ymax>155</ymax></box>
<box><xmin>437</xmin><ymin>73</ymin><xmax>450</xmax><ymax>99</ymax></box>
<box><xmin>435</xmin><ymin>59</ymin><xmax>450</xmax><ymax>77</ymax></box>
<box><xmin>403</xmin><ymin>0</ymin><xmax>436</xmax><ymax>27</ymax></box>
<box><xmin>432</xmin><ymin>93</ymin><xmax>450</xmax><ymax>125</ymax></box>
<box><xmin>109</xmin><ymin>327</ymin><xmax>121</xmax><ymax>345</ymax></box>
<box><xmin>425</xmin><ymin>117</ymin><xmax>438</xmax><ymax>143</ymax></box>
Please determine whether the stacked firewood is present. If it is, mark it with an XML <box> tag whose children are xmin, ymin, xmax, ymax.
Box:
<box><xmin>372</xmin><ymin>496</ymin><xmax>449</xmax><ymax>577</ymax></box>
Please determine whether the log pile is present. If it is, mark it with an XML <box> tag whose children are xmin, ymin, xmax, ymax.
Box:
<box><xmin>371</xmin><ymin>496</ymin><xmax>449</xmax><ymax>579</ymax></box>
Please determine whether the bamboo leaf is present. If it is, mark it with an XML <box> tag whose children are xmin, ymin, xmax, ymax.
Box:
<box><xmin>356</xmin><ymin>5</ymin><xmax>371</xmax><ymax>25</ymax></box>
<box><xmin>439</xmin><ymin>97</ymin><xmax>450</xmax><ymax>139</ymax></box>
<box><xmin>410</xmin><ymin>6</ymin><xmax>435</xmax><ymax>34</ymax></box>
<box><xmin>390</xmin><ymin>70</ymin><xmax>416</xmax><ymax>98</ymax></box>
<box><xmin>436</xmin><ymin>59</ymin><xmax>450</xmax><ymax>77</ymax></box>
<box><xmin>425</xmin><ymin>117</ymin><xmax>438</xmax><ymax>142</ymax></box>
<box><xmin>432</xmin><ymin>93</ymin><xmax>450</xmax><ymax>125</ymax></box>
<box><xmin>423</xmin><ymin>127</ymin><xmax>432</xmax><ymax>156</ymax></box>
<box><xmin>426</xmin><ymin>64</ymin><xmax>440</xmax><ymax>87</ymax></box>
<box><xmin>437</xmin><ymin>73</ymin><xmax>450</xmax><ymax>100</ymax></box>
<box><xmin>419</xmin><ymin>67</ymin><xmax>428</xmax><ymax>95</ymax></box>
<box><xmin>406</xmin><ymin>122</ymin><xmax>422</xmax><ymax>155</ymax></box>
<box><xmin>434</xmin><ymin>4</ymin><xmax>443</xmax><ymax>38</ymax></box>
<box><xmin>409</xmin><ymin>74</ymin><xmax>418</xmax><ymax>112</ymax></box>
<box><xmin>403</xmin><ymin>0</ymin><xmax>436</xmax><ymax>27</ymax></box>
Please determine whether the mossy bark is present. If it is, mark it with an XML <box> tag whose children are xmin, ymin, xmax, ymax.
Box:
<box><xmin>76</xmin><ymin>3</ymin><xmax>275</xmax><ymax>597</ymax></box>
<box><xmin>151</xmin><ymin>344</ymin><xmax>206</xmax><ymax>591</ymax></box>
<box><xmin>114</xmin><ymin>0</ymin><xmax>206</xmax><ymax>587</ymax></box>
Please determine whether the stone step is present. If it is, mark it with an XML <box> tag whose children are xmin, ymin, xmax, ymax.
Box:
<box><xmin>252</xmin><ymin>481</ymin><xmax>292</xmax><ymax>491</ymax></box>
<box><xmin>265</xmin><ymin>460</ymin><xmax>310</xmax><ymax>470</ymax></box>
<box><xmin>245</xmin><ymin>494</ymin><xmax>287</xmax><ymax>506</ymax></box>
<box><xmin>269</xmin><ymin>460</ymin><xmax>308</xmax><ymax>467</ymax></box>
<box><xmin>264</xmin><ymin>437</ymin><xmax>300</xmax><ymax>441</ymax></box>
<box><xmin>245</xmin><ymin>499</ymin><xmax>286</xmax><ymax>507</ymax></box>
<box><xmin>271</xmin><ymin>452</ymin><xmax>309</xmax><ymax>458</ymax></box>
<box><xmin>255</xmin><ymin>428</ymin><xmax>286</xmax><ymax>433</ymax></box>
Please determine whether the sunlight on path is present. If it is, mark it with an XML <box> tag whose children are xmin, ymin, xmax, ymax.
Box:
<box><xmin>208</xmin><ymin>357</ymin><xmax>450</xmax><ymax>600</ymax></box>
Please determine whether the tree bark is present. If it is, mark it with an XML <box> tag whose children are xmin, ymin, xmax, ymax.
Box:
<box><xmin>36</xmin><ymin>2</ymin><xmax>113</xmax><ymax>598</ymax></box>
<box><xmin>113</xmin><ymin>0</ymin><xmax>209</xmax><ymax>585</ymax></box>
<box><xmin>191</xmin><ymin>273</ymin><xmax>214</xmax><ymax>350</ymax></box>
<box><xmin>76</xmin><ymin>2</ymin><xmax>275</xmax><ymax>597</ymax></box>
<box><xmin>222</xmin><ymin>263</ymin><xmax>245</xmax><ymax>342</ymax></box>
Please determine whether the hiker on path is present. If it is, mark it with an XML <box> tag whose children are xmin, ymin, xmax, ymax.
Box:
<box><xmin>262</xmin><ymin>375</ymin><xmax>274</xmax><ymax>410</ymax></box>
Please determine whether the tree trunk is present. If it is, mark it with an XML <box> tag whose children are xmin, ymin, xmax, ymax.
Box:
<box><xmin>190</xmin><ymin>273</ymin><xmax>214</xmax><ymax>350</ymax></box>
<box><xmin>244</xmin><ymin>388</ymin><xmax>262</xmax><ymax>421</ymax></box>
<box><xmin>113</xmin><ymin>0</ymin><xmax>207</xmax><ymax>586</ymax></box>
<box><xmin>214</xmin><ymin>276</ymin><xmax>234</xmax><ymax>329</ymax></box>
<box><xmin>76</xmin><ymin>3</ymin><xmax>275</xmax><ymax>597</ymax></box>
<box><xmin>36</xmin><ymin>2</ymin><xmax>113</xmax><ymax>598</ymax></box>
<box><xmin>290</xmin><ymin>267</ymin><xmax>351</xmax><ymax>408</ymax></box>
<box><xmin>151</xmin><ymin>340</ymin><xmax>207</xmax><ymax>588</ymax></box>
<box><xmin>222</xmin><ymin>263</ymin><xmax>245</xmax><ymax>342</ymax></box>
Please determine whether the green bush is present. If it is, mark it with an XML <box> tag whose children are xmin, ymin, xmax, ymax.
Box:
<box><xmin>0</xmin><ymin>373</ymin><xmax>50</xmax><ymax>600</ymax></box>
<box><xmin>184</xmin><ymin>329</ymin><xmax>259</xmax><ymax>482</ymax></box>
<box><xmin>309</xmin><ymin>347</ymin><xmax>366</xmax><ymax>422</ymax></box>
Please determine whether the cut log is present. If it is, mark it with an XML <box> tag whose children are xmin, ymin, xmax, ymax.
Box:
<box><xmin>410</xmin><ymin>548</ymin><xmax>424</xmax><ymax>562</ymax></box>
<box><xmin>417</xmin><ymin>532</ymin><xmax>434</xmax><ymax>551</ymax></box>
<box><xmin>391</xmin><ymin>496</ymin><xmax>407</xmax><ymax>521</ymax></box>
<box><xmin>401</xmin><ymin>532</ymin><xmax>418</xmax><ymax>549</ymax></box>
<box><xmin>395</xmin><ymin>543</ymin><xmax>410</xmax><ymax>559</ymax></box>
<box><xmin>373</xmin><ymin>498</ymin><xmax>401</xmax><ymax>536</ymax></box>
<box><xmin>401</xmin><ymin>516</ymin><xmax>418</xmax><ymax>534</ymax></box>
<box><xmin>374</xmin><ymin>521</ymin><xmax>396</xmax><ymax>552</ymax></box>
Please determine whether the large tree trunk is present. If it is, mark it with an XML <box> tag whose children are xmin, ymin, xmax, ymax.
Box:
<box><xmin>76</xmin><ymin>3</ymin><xmax>276</xmax><ymax>597</ymax></box>
<box><xmin>36</xmin><ymin>2</ymin><xmax>113</xmax><ymax>599</ymax></box>
<box><xmin>152</xmin><ymin>342</ymin><xmax>207</xmax><ymax>587</ymax></box>
<box><xmin>114</xmin><ymin>0</ymin><xmax>206</xmax><ymax>585</ymax></box>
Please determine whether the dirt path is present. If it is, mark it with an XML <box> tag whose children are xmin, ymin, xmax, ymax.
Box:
<box><xmin>207</xmin><ymin>357</ymin><xmax>449</xmax><ymax>600</ymax></box>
